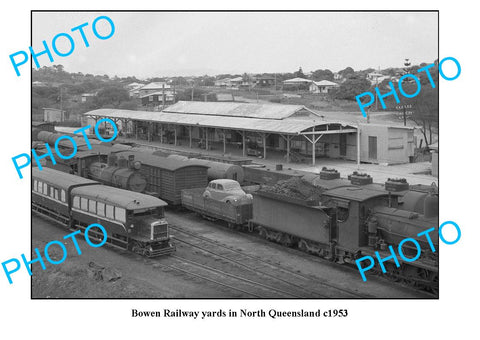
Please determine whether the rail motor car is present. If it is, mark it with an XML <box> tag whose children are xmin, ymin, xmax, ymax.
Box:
<box><xmin>32</xmin><ymin>167</ymin><xmax>175</xmax><ymax>257</ymax></box>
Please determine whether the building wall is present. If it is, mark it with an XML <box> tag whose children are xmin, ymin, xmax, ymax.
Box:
<box><xmin>431</xmin><ymin>151</ymin><xmax>438</xmax><ymax>177</ymax></box>
<box><xmin>356</xmin><ymin>124</ymin><xmax>414</xmax><ymax>164</ymax></box>
<box><xmin>44</xmin><ymin>109</ymin><xmax>64</xmax><ymax>122</ymax></box>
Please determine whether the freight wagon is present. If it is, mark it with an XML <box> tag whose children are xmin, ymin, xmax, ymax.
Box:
<box><xmin>115</xmin><ymin>151</ymin><xmax>209</xmax><ymax>205</ymax></box>
<box><xmin>181</xmin><ymin>187</ymin><xmax>253</xmax><ymax>227</ymax></box>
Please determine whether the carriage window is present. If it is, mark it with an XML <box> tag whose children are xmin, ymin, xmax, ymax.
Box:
<box><xmin>54</xmin><ymin>189</ymin><xmax>59</xmax><ymax>200</ymax></box>
<box><xmin>50</xmin><ymin>188</ymin><xmax>55</xmax><ymax>198</ymax></box>
<box><xmin>33</xmin><ymin>180</ymin><xmax>38</xmax><ymax>192</ymax></box>
<box><xmin>61</xmin><ymin>190</ymin><xmax>66</xmax><ymax>202</ymax></box>
<box><xmin>81</xmin><ymin>197</ymin><xmax>88</xmax><ymax>211</ymax></box>
<box><xmin>210</xmin><ymin>183</ymin><xmax>216</xmax><ymax>189</ymax></box>
<box><xmin>115</xmin><ymin>207</ymin><xmax>126</xmax><ymax>223</ymax></box>
<box><xmin>106</xmin><ymin>205</ymin><xmax>114</xmax><ymax>219</ymax></box>
<box><xmin>43</xmin><ymin>183</ymin><xmax>48</xmax><ymax>195</ymax></box>
<box><xmin>89</xmin><ymin>200</ymin><xmax>96</xmax><ymax>213</ymax></box>
<box><xmin>73</xmin><ymin>196</ymin><xmax>80</xmax><ymax>209</ymax></box>
<box><xmin>217</xmin><ymin>184</ymin><xmax>224</xmax><ymax>191</ymax></box>
<box><xmin>37</xmin><ymin>181</ymin><xmax>42</xmax><ymax>194</ymax></box>
<box><xmin>97</xmin><ymin>202</ymin><xmax>105</xmax><ymax>216</ymax></box>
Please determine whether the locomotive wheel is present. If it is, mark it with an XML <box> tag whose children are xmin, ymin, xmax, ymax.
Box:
<box><xmin>384</xmin><ymin>263</ymin><xmax>402</xmax><ymax>282</ymax></box>
<box><xmin>428</xmin><ymin>272</ymin><xmax>439</xmax><ymax>295</ymax></box>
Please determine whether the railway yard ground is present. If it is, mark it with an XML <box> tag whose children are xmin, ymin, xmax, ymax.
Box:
<box><xmin>31</xmin><ymin>213</ymin><xmax>432</xmax><ymax>299</ymax></box>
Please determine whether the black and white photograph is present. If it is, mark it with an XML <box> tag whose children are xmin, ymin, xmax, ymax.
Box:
<box><xmin>29</xmin><ymin>11</ymin><xmax>439</xmax><ymax>299</ymax></box>
<box><xmin>1</xmin><ymin>1</ymin><xmax>477</xmax><ymax>339</ymax></box>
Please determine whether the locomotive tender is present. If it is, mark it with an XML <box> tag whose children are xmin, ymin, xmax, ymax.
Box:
<box><xmin>32</xmin><ymin>167</ymin><xmax>175</xmax><ymax>257</ymax></box>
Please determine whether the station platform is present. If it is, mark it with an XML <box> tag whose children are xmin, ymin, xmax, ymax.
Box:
<box><xmin>114</xmin><ymin>136</ymin><xmax>437</xmax><ymax>187</ymax></box>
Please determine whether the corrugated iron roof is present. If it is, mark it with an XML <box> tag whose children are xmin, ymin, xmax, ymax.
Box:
<box><xmin>139</xmin><ymin>91</ymin><xmax>176</xmax><ymax>99</ymax></box>
<box><xmin>140</xmin><ymin>82</ymin><xmax>171</xmax><ymax>90</ymax></box>
<box><xmin>312</xmin><ymin>80</ymin><xmax>339</xmax><ymax>86</ymax></box>
<box><xmin>162</xmin><ymin>101</ymin><xmax>320</xmax><ymax>120</ymax></box>
<box><xmin>283</xmin><ymin>77</ymin><xmax>313</xmax><ymax>84</ymax></box>
<box><xmin>84</xmin><ymin>108</ymin><xmax>356</xmax><ymax>135</ymax></box>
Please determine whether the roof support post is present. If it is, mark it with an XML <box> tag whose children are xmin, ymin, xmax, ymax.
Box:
<box><xmin>188</xmin><ymin>126</ymin><xmax>192</xmax><ymax>148</ymax></box>
<box><xmin>312</xmin><ymin>137</ymin><xmax>316</xmax><ymax>166</ymax></box>
<box><xmin>286</xmin><ymin>135</ymin><xmax>290</xmax><ymax>163</ymax></box>
<box><xmin>205</xmin><ymin>128</ymin><xmax>209</xmax><ymax>150</ymax></box>
<box><xmin>302</xmin><ymin>130</ymin><xmax>324</xmax><ymax>166</ymax></box>
<box><xmin>174</xmin><ymin>126</ymin><xmax>177</xmax><ymax>146</ymax></box>
<box><xmin>312</xmin><ymin>127</ymin><xmax>315</xmax><ymax>165</ymax></box>
<box><xmin>262</xmin><ymin>133</ymin><xmax>267</xmax><ymax>160</ymax></box>
<box><xmin>357</xmin><ymin>129</ymin><xmax>361</xmax><ymax>170</ymax></box>
<box><xmin>135</xmin><ymin>121</ymin><xmax>138</xmax><ymax>140</ymax></box>
<box><xmin>160</xmin><ymin>124</ymin><xmax>163</xmax><ymax>144</ymax></box>
<box><xmin>279</xmin><ymin>134</ymin><xmax>291</xmax><ymax>163</ymax></box>
<box><xmin>242</xmin><ymin>131</ymin><xmax>246</xmax><ymax>157</ymax></box>
<box><xmin>223</xmin><ymin>129</ymin><xmax>226</xmax><ymax>155</ymax></box>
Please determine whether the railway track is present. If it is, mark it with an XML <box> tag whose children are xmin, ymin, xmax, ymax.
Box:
<box><xmin>32</xmin><ymin>204</ymin><xmax>425</xmax><ymax>298</ymax></box>
<box><xmin>170</xmin><ymin>224</ymin><xmax>369</xmax><ymax>298</ymax></box>
<box><xmin>167</xmin><ymin>255</ymin><xmax>301</xmax><ymax>298</ymax></box>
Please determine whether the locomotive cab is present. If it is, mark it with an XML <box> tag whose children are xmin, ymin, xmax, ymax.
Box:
<box><xmin>128</xmin><ymin>206</ymin><xmax>169</xmax><ymax>242</ymax></box>
<box><xmin>323</xmin><ymin>187</ymin><xmax>399</xmax><ymax>253</ymax></box>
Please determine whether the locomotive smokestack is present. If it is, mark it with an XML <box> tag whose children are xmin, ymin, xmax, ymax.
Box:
<box><xmin>128</xmin><ymin>155</ymin><xmax>135</xmax><ymax>169</ymax></box>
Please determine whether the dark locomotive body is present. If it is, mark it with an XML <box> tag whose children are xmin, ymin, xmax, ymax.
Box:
<box><xmin>248</xmin><ymin>177</ymin><xmax>438</xmax><ymax>292</ymax></box>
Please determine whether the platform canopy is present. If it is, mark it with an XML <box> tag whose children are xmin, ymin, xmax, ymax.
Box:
<box><xmin>84</xmin><ymin>108</ymin><xmax>357</xmax><ymax>136</ymax></box>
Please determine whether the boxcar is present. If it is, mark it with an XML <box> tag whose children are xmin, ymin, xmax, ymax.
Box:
<box><xmin>116</xmin><ymin>151</ymin><xmax>208</xmax><ymax>205</ymax></box>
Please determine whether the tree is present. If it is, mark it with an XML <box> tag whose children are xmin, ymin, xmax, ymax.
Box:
<box><xmin>403</xmin><ymin>83</ymin><xmax>438</xmax><ymax>148</ymax></box>
<box><xmin>294</xmin><ymin>67</ymin><xmax>305</xmax><ymax>78</ymax></box>
<box><xmin>176</xmin><ymin>87</ymin><xmax>211</xmax><ymax>101</ymax></box>
<box><xmin>198</xmin><ymin>75</ymin><xmax>215</xmax><ymax>87</ymax></box>
<box><xmin>95</xmin><ymin>85</ymin><xmax>129</xmax><ymax>108</ymax></box>
<box><xmin>338</xmin><ymin>67</ymin><xmax>355</xmax><ymax>78</ymax></box>
<box><xmin>311</xmin><ymin>69</ymin><xmax>334</xmax><ymax>81</ymax></box>
<box><xmin>118</xmin><ymin>99</ymin><xmax>139</xmax><ymax>110</ymax></box>
<box><xmin>53</xmin><ymin>64</ymin><xmax>64</xmax><ymax>73</ymax></box>
<box><xmin>334</xmin><ymin>75</ymin><xmax>370</xmax><ymax>100</ymax></box>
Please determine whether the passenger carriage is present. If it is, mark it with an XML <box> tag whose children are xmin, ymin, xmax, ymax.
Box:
<box><xmin>32</xmin><ymin>167</ymin><xmax>99</xmax><ymax>225</ymax></box>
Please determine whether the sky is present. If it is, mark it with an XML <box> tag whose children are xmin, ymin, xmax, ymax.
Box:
<box><xmin>32</xmin><ymin>11</ymin><xmax>438</xmax><ymax>78</ymax></box>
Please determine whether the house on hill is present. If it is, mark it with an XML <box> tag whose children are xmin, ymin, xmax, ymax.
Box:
<box><xmin>309</xmin><ymin>80</ymin><xmax>339</xmax><ymax>94</ymax></box>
